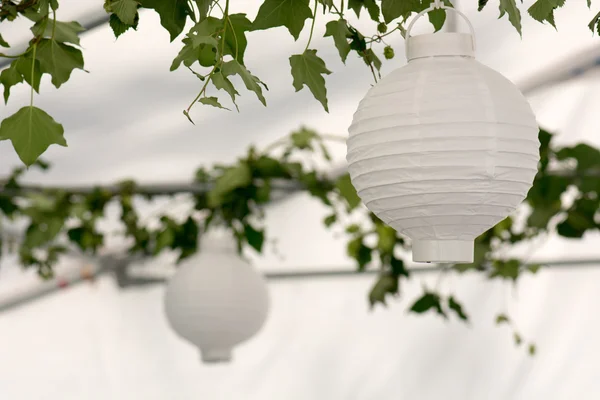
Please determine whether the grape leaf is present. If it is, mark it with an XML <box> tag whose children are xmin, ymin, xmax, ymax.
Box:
<box><xmin>139</xmin><ymin>0</ymin><xmax>191</xmax><ymax>41</ymax></box>
<box><xmin>368</xmin><ymin>274</ymin><xmax>399</xmax><ymax>307</ymax></box>
<box><xmin>325</xmin><ymin>19</ymin><xmax>352</xmax><ymax>63</ymax></box>
<box><xmin>15</xmin><ymin>54</ymin><xmax>42</xmax><ymax>93</ymax></box>
<box><xmin>223</xmin><ymin>14</ymin><xmax>252</xmax><ymax>64</ymax></box>
<box><xmin>410</xmin><ymin>292</ymin><xmax>447</xmax><ymax>318</ymax></box>
<box><xmin>199</xmin><ymin>96</ymin><xmax>230</xmax><ymax>110</ymax></box>
<box><xmin>381</xmin><ymin>0</ymin><xmax>420</xmax><ymax>24</ymax></box>
<box><xmin>244</xmin><ymin>223</ymin><xmax>265</xmax><ymax>252</ymax></box>
<box><xmin>211</xmin><ymin>71</ymin><xmax>240</xmax><ymax>110</ymax></box>
<box><xmin>252</xmin><ymin>0</ymin><xmax>312</xmax><ymax>40</ymax></box>
<box><xmin>31</xmin><ymin>20</ymin><xmax>85</xmax><ymax>45</ymax></box>
<box><xmin>0</xmin><ymin>107</ymin><xmax>67</xmax><ymax>166</ymax></box>
<box><xmin>0</xmin><ymin>62</ymin><xmax>23</xmax><ymax>104</ymax></box>
<box><xmin>195</xmin><ymin>0</ymin><xmax>213</xmax><ymax>19</ymax></box>
<box><xmin>499</xmin><ymin>0</ymin><xmax>522</xmax><ymax>36</ymax></box>
<box><xmin>289</xmin><ymin>49</ymin><xmax>331</xmax><ymax>111</ymax></box>
<box><xmin>108</xmin><ymin>0</ymin><xmax>139</xmax><ymax>25</ymax></box>
<box><xmin>347</xmin><ymin>0</ymin><xmax>380</xmax><ymax>21</ymax></box>
<box><xmin>0</xmin><ymin>34</ymin><xmax>9</xmax><ymax>47</ymax></box>
<box><xmin>588</xmin><ymin>11</ymin><xmax>600</xmax><ymax>34</ymax></box>
<box><xmin>109</xmin><ymin>13</ymin><xmax>138</xmax><ymax>38</ymax></box>
<box><xmin>528</xmin><ymin>0</ymin><xmax>565</xmax><ymax>28</ymax></box>
<box><xmin>448</xmin><ymin>296</ymin><xmax>469</xmax><ymax>321</ymax></box>
<box><xmin>35</xmin><ymin>39</ymin><xmax>84</xmax><ymax>88</ymax></box>
<box><xmin>335</xmin><ymin>173</ymin><xmax>361</xmax><ymax>210</ymax></box>
<box><xmin>222</xmin><ymin>60</ymin><xmax>267</xmax><ymax>106</ymax></box>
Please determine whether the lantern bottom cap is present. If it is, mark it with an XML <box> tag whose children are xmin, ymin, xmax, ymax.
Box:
<box><xmin>200</xmin><ymin>348</ymin><xmax>233</xmax><ymax>364</ymax></box>
<box><xmin>412</xmin><ymin>240</ymin><xmax>474</xmax><ymax>263</ymax></box>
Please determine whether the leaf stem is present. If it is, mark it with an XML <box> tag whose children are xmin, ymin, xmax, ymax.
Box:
<box><xmin>305</xmin><ymin>0</ymin><xmax>318</xmax><ymax>52</ymax></box>
<box><xmin>51</xmin><ymin>9</ymin><xmax>57</xmax><ymax>40</ymax></box>
<box><xmin>29</xmin><ymin>43</ymin><xmax>37</xmax><ymax>109</ymax></box>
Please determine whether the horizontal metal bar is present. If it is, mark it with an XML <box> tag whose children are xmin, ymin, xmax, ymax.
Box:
<box><xmin>1</xmin><ymin>257</ymin><xmax>599</xmax><ymax>314</ymax></box>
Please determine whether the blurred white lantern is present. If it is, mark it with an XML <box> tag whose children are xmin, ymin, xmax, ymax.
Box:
<box><xmin>164</xmin><ymin>231</ymin><xmax>269</xmax><ymax>363</ymax></box>
<box><xmin>347</xmin><ymin>5</ymin><xmax>539</xmax><ymax>263</ymax></box>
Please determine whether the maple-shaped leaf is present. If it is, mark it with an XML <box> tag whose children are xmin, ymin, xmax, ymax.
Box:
<box><xmin>499</xmin><ymin>0</ymin><xmax>523</xmax><ymax>36</ymax></box>
<box><xmin>139</xmin><ymin>0</ymin><xmax>191</xmax><ymax>41</ymax></box>
<box><xmin>35</xmin><ymin>39</ymin><xmax>84</xmax><ymax>88</ymax></box>
<box><xmin>325</xmin><ymin>19</ymin><xmax>352</xmax><ymax>63</ymax></box>
<box><xmin>289</xmin><ymin>49</ymin><xmax>331</xmax><ymax>111</ymax></box>
<box><xmin>0</xmin><ymin>107</ymin><xmax>67</xmax><ymax>166</ymax></box>
<box><xmin>252</xmin><ymin>0</ymin><xmax>312</xmax><ymax>40</ymax></box>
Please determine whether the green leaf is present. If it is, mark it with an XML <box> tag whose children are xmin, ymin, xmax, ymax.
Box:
<box><xmin>252</xmin><ymin>0</ymin><xmax>313</xmax><ymax>40</ymax></box>
<box><xmin>244</xmin><ymin>223</ymin><xmax>265</xmax><ymax>252</ymax></box>
<box><xmin>0</xmin><ymin>34</ymin><xmax>9</xmax><ymax>47</ymax></box>
<box><xmin>368</xmin><ymin>274</ymin><xmax>398</xmax><ymax>307</ymax></box>
<box><xmin>514</xmin><ymin>332</ymin><xmax>522</xmax><ymax>346</ymax></box>
<box><xmin>478</xmin><ymin>0</ymin><xmax>489</xmax><ymax>11</ymax></box>
<box><xmin>15</xmin><ymin>54</ymin><xmax>42</xmax><ymax>93</ymax></box>
<box><xmin>109</xmin><ymin>0</ymin><xmax>139</xmax><ymax>25</ymax></box>
<box><xmin>448</xmin><ymin>296</ymin><xmax>469</xmax><ymax>321</ymax></box>
<box><xmin>496</xmin><ymin>313</ymin><xmax>510</xmax><ymax>324</ymax></box>
<box><xmin>211</xmin><ymin>71</ymin><xmax>240</xmax><ymax>110</ymax></box>
<box><xmin>529</xmin><ymin>0</ymin><xmax>565</xmax><ymax>27</ymax></box>
<box><xmin>290</xmin><ymin>127</ymin><xmax>317</xmax><ymax>149</ymax></box>
<box><xmin>348</xmin><ymin>0</ymin><xmax>380</xmax><ymax>21</ymax></box>
<box><xmin>24</xmin><ymin>217</ymin><xmax>65</xmax><ymax>248</ymax></box>
<box><xmin>499</xmin><ymin>0</ymin><xmax>523</xmax><ymax>36</ymax></box>
<box><xmin>556</xmin><ymin>143</ymin><xmax>600</xmax><ymax>171</ymax></box>
<box><xmin>154</xmin><ymin>224</ymin><xmax>175</xmax><ymax>254</ymax></box>
<box><xmin>589</xmin><ymin>11</ymin><xmax>600</xmax><ymax>35</ymax></box>
<box><xmin>410</xmin><ymin>292</ymin><xmax>447</xmax><ymax>318</ymax></box>
<box><xmin>199</xmin><ymin>96</ymin><xmax>230</xmax><ymax>110</ymax></box>
<box><xmin>347</xmin><ymin>237</ymin><xmax>372</xmax><ymax>270</ymax></box>
<box><xmin>490</xmin><ymin>259</ymin><xmax>521</xmax><ymax>281</ymax></box>
<box><xmin>390</xmin><ymin>256</ymin><xmax>409</xmax><ymax>277</ymax></box>
<box><xmin>195</xmin><ymin>0</ymin><xmax>213</xmax><ymax>19</ymax></box>
<box><xmin>527</xmin><ymin>206</ymin><xmax>560</xmax><ymax>229</ymax></box>
<box><xmin>528</xmin><ymin>263</ymin><xmax>542</xmax><ymax>273</ymax></box>
<box><xmin>222</xmin><ymin>60</ymin><xmax>267</xmax><ymax>106</ymax></box>
<box><xmin>376</xmin><ymin>223</ymin><xmax>396</xmax><ymax>253</ymax></box>
<box><xmin>139</xmin><ymin>0</ymin><xmax>191</xmax><ymax>41</ymax></box>
<box><xmin>0</xmin><ymin>62</ymin><xmax>23</xmax><ymax>104</ymax></box>
<box><xmin>289</xmin><ymin>49</ymin><xmax>331</xmax><ymax>111</ymax></box>
<box><xmin>345</xmin><ymin>224</ymin><xmax>360</xmax><ymax>234</ymax></box>
<box><xmin>67</xmin><ymin>225</ymin><xmax>103</xmax><ymax>252</ymax></box>
<box><xmin>223</xmin><ymin>14</ymin><xmax>252</xmax><ymax>64</ymax></box>
<box><xmin>528</xmin><ymin>343</ymin><xmax>536</xmax><ymax>356</ymax></box>
<box><xmin>109</xmin><ymin>13</ymin><xmax>138</xmax><ymax>38</ymax></box>
<box><xmin>428</xmin><ymin>0</ymin><xmax>453</xmax><ymax>32</ymax></box>
<box><xmin>323</xmin><ymin>213</ymin><xmax>337</xmax><ymax>227</ymax></box>
<box><xmin>335</xmin><ymin>174</ymin><xmax>361</xmax><ymax>211</ymax></box>
<box><xmin>0</xmin><ymin>107</ymin><xmax>67</xmax><ymax>166</ymax></box>
<box><xmin>381</xmin><ymin>0</ymin><xmax>420</xmax><ymax>24</ymax></box>
<box><xmin>31</xmin><ymin>20</ymin><xmax>85</xmax><ymax>45</ymax></box>
<box><xmin>325</xmin><ymin>19</ymin><xmax>352</xmax><ymax>63</ymax></box>
<box><xmin>35</xmin><ymin>39</ymin><xmax>84</xmax><ymax>88</ymax></box>
<box><xmin>207</xmin><ymin>162</ymin><xmax>252</xmax><ymax>206</ymax></box>
<box><xmin>171</xmin><ymin>37</ymin><xmax>202</xmax><ymax>70</ymax></box>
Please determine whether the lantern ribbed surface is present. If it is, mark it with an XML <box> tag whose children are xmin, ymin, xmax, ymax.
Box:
<box><xmin>164</xmin><ymin>233</ymin><xmax>269</xmax><ymax>363</ymax></box>
<box><xmin>347</xmin><ymin>32</ymin><xmax>539</xmax><ymax>263</ymax></box>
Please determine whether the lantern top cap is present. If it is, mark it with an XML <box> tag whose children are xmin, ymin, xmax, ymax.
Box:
<box><xmin>406</xmin><ymin>32</ymin><xmax>475</xmax><ymax>61</ymax></box>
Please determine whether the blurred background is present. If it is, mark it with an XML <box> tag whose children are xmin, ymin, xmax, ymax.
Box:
<box><xmin>1</xmin><ymin>0</ymin><xmax>600</xmax><ymax>399</ymax></box>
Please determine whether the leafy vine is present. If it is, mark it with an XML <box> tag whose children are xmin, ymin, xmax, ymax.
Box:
<box><xmin>1</xmin><ymin>126</ymin><xmax>600</xmax><ymax>355</ymax></box>
<box><xmin>1</xmin><ymin>0</ymin><xmax>600</xmax><ymax>165</ymax></box>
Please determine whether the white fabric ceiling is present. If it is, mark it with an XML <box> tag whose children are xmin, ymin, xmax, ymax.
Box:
<box><xmin>1</xmin><ymin>0</ymin><xmax>600</xmax><ymax>398</ymax></box>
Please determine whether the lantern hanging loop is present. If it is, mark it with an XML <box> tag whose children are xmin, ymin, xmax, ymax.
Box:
<box><xmin>405</xmin><ymin>4</ymin><xmax>477</xmax><ymax>58</ymax></box>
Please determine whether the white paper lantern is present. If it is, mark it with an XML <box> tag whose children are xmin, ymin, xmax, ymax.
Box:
<box><xmin>347</xmin><ymin>6</ymin><xmax>539</xmax><ymax>263</ymax></box>
<box><xmin>164</xmin><ymin>231</ymin><xmax>269</xmax><ymax>363</ymax></box>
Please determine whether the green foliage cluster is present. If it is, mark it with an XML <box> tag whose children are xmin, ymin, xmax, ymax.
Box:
<box><xmin>1</xmin><ymin>126</ymin><xmax>600</xmax><ymax>353</ymax></box>
<box><xmin>1</xmin><ymin>0</ymin><xmax>600</xmax><ymax>165</ymax></box>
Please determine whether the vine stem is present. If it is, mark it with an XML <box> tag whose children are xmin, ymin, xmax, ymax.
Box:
<box><xmin>185</xmin><ymin>0</ymin><xmax>230</xmax><ymax>117</ymax></box>
<box><xmin>305</xmin><ymin>0</ymin><xmax>318</xmax><ymax>52</ymax></box>
<box><xmin>29</xmin><ymin>43</ymin><xmax>37</xmax><ymax>109</ymax></box>
<box><xmin>52</xmin><ymin>9</ymin><xmax>57</xmax><ymax>39</ymax></box>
